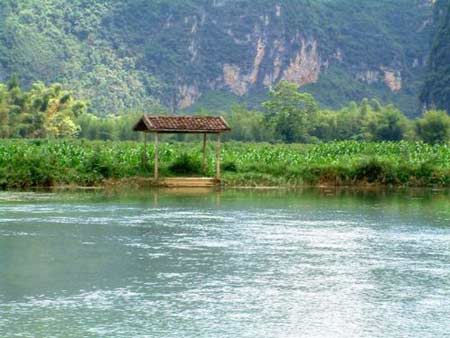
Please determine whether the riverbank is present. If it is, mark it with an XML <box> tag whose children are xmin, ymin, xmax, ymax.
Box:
<box><xmin>1</xmin><ymin>139</ymin><xmax>450</xmax><ymax>189</ymax></box>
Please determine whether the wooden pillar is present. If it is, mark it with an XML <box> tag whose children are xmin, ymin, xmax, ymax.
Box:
<box><xmin>143</xmin><ymin>132</ymin><xmax>148</xmax><ymax>169</ymax></box>
<box><xmin>215</xmin><ymin>133</ymin><xmax>221</xmax><ymax>180</ymax></box>
<box><xmin>154</xmin><ymin>132</ymin><xmax>159</xmax><ymax>180</ymax></box>
<box><xmin>202</xmin><ymin>133</ymin><xmax>207</xmax><ymax>174</ymax></box>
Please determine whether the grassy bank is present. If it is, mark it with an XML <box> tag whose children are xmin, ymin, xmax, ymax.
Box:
<box><xmin>1</xmin><ymin>139</ymin><xmax>450</xmax><ymax>189</ymax></box>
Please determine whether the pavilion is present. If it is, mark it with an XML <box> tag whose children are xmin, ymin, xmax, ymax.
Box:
<box><xmin>133</xmin><ymin>115</ymin><xmax>231</xmax><ymax>187</ymax></box>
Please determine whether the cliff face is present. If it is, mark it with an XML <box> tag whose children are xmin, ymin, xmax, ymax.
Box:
<box><xmin>0</xmin><ymin>0</ymin><xmax>434</xmax><ymax>115</ymax></box>
<box><xmin>422</xmin><ymin>0</ymin><xmax>450</xmax><ymax>112</ymax></box>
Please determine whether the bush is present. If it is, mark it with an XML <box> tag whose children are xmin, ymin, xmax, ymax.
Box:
<box><xmin>168</xmin><ymin>153</ymin><xmax>201</xmax><ymax>175</ymax></box>
<box><xmin>353</xmin><ymin>158</ymin><xmax>391</xmax><ymax>183</ymax></box>
<box><xmin>416</xmin><ymin>110</ymin><xmax>450</xmax><ymax>144</ymax></box>
<box><xmin>222</xmin><ymin>161</ymin><xmax>238</xmax><ymax>172</ymax></box>
<box><xmin>87</xmin><ymin>151</ymin><xmax>113</xmax><ymax>178</ymax></box>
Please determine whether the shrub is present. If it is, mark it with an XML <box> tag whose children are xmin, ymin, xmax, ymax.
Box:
<box><xmin>168</xmin><ymin>153</ymin><xmax>201</xmax><ymax>175</ymax></box>
<box><xmin>87</xmin><ymin>150</ymin><xmax>113</xmax><ymax>178</ymax></box>
<box><xmin>353</xmin><ymin>158</ymin><xmax>391</xmax><ymax>183</ymax></box>
<box><xmin>222</xmin><ymin>161</ymin><xmax>238</xmax><ymax>172</ymax></box>
<box><xmin>416</xmin><ymin>110</ymin><xmax>450</xmax><ymax>144</ymax></box>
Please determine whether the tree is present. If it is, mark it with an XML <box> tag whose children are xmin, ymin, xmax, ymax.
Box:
<box><xmin>263</xmin><ymin>81</ymin><xmax>318</xmax><ymax>143</ymax></box>
<box><xmin>336</xmin><ymin>102</ymin><xmax>367</xmax><ymax>140</ymax></box>
<box><xmin>416</xmin><ymin>110</ymin><xmax>450</xmax><ymax>144</ymax></box>
<box><xmin>309</xmin><ymin>109</ymin><xmax>338</xmax><ymax>141</ymax></box>
<box><xmin>225</xmin><ymin>105</ymin><xmax>268</xmax><ymax>142</ymax></box>
<box><xmin>0</xmin><ymin>85</ymin><xmax>10</xmax><ymax>138</ymax></box>
<box><xmin>7</xmin><ymin>74</ymin><xmax>20</xmax><ymax>91</ymax></box>
<box><xmin>0</xmin><ymin>79</ymin><xmax>87</xmax><ymax>138</ymax></box>
<box><xmin>42</xmin><ymin>84</ymin><xmax>87</xmax><ymax>138</ymax></box>
<box><xmin>371</xmin><ymin>106</ymin><xmax>409</xmax><ymax>141</ymax></box>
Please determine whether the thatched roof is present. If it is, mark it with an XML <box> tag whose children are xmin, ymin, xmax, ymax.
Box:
<box><xmin>133</xmin><ymin>115</ymin><xmax>231</xmax><ymax>133</ymax></box>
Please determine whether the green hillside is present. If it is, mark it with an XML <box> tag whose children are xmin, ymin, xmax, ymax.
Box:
<box><xmin>0</xmin><ymin>0</ymin><xmax>433</xmax><ymax>115</ymax></box>
<box><xmin>422</xmin><ymin>0</ymin><xmax>450</xmax><ymax>113</ymax></box>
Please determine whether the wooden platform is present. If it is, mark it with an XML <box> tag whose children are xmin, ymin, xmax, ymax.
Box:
<box><xmin>157</xmin><ymin>177</ymin><xmax>220</xmax><ymax>188</ymax></box>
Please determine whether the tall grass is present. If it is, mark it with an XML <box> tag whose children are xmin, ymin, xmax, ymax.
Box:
<box><xmin>0</xmin><ymin>139</ymin><xmax>449</xmax><ymax>188</ymax></box>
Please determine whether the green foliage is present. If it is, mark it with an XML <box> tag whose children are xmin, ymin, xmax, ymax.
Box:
<box><xmin>222</xmin><ymin>140</ymin><xmax>450</xmax><ymax>186</ymax></box>
<box><xmin>370</xmin><ymin>107</ymin><xmax>409</xmax><ymax>141</ymax></box>
<box><xmin>0</xmin><ymin>0</ymin><xmax>164</xmax><ymax>114</ymax></box>
<box><xmin>263</xmin><ymin>81</ymin><xmax>318</xmax><ymax>143</ymax></box>
<box><xmin>353</xmin><ymin>158</ymin><xmax>392</xmax><ymax>183</ymax></box>
<box><xmin>415</xmin><ymin>110</ymin><xmax>450</xmax><ymax>144</ymax></box>
<box><xmin>221</xmin><ymin>161</ymin><xmax>238</xmax><ymax>172</ymax></box>
<box><xmin>76</xmin><ymin>112</ymin><xmax>154</xmax><ymax>141</ymax></box>
<box><xmin>223</xmin><ymin>104</ymin><xmax>270</xmax><ymax>142</ymax></box>
<box><xmin>168</xmin><ymin>153</ymin><xmax>202</xmax><ymax>175</ymax></box>
<box><xmin>421</xmin><ymin>0</ymin><xmax>450</xmax><ymax>112</ymax></box>
<box><xmin>1</xmin><ymin>75</ymin><xmax>446</xmax><ymax>147</ymax></box>
<box><xmin>0</xmin><ymin>79</ymin><xmax>87</xmax><ymax>138</ymax></box>
<box><xmin>0</xmin><ymin>0</ymin><xmax>433</xmax><ymax>115</ymax></box>
<box><xmin>1</xmin><ymin>140</ymin><xmax>450</xmax><ymax>189</ymax></box>
<box><xmin>260</xmin><ymin>87</ymin><xmax>413</xmax><ymax>143</ymax></box>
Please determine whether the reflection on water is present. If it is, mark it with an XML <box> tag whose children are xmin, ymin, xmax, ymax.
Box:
<box><xmin>0</xmin><ymin>188</ymin><xmax>449</xmax><ymax>337</ymax></box>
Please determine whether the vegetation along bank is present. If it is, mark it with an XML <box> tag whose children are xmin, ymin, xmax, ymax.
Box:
<box><xmin>1</xmin><ymin>78</ymin><xmax>450</xmax><ymax>189</ymax></box>
<box><xmin>1</xmin><ymin>140</ymin><xmax>449</xmax><ymax>189</ymax></box>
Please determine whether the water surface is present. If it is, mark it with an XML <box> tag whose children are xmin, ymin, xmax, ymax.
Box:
<box><xmin>1</xmin><ymin>189</ymin><xmax>450</xmax><ymax>337</ymax></box>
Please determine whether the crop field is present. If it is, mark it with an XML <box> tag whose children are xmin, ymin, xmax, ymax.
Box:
<box><xmin>1</xmin><ymin>139</ymin><xmax>450</xmax><ymax>188</ymax></box>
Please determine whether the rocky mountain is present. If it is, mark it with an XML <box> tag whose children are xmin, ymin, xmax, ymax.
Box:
<box><xmin>0</xmin><ymin>0</ymin><xmax>435</xmax><ymax>115</ymax></box>
<box><xmin>422</xmin><ymin>0</ymin><xmax>450</xmax><ymax>112</ymax></box>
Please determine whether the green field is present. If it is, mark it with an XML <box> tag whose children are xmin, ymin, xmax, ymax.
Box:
<box><xmin>1</xmin><ymin>140</ymin><xmax>450</xmax><ymax>188</ymax></box>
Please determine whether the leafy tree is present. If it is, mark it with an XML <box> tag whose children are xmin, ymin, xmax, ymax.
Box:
<box><xmin>336</xmin><ymin>102</ymin><xmax>368</xmax><ymax>140</ymax></box>
<box><xmin>309</xmin><ymin>109</ymin><xmax>338</xmax><ymax>141</ymax></box>
<box><xmin>224</xmin><ymin>105</ymin><xmax>268</xmax><ymax>142</ymax></box>
<box><xmin>0</xmin><ymin>78</ymin><xmax>87</xmax><ymax>138</ymax></box>
<box><xmin>7</xmin><ymin>74</ymin><xmax>21</xmax><ymax>91</ymax></box>
<box><xmin>2</xmin><ymin>77</ymin><xmax>447</xmax><ymax>146</ymax></box>
<box><xmin>416</xmin><ymin>110</ymin><xmax>450</xmax><ymax>144</ymax></box>
<box><xmin>369</xmin><ymin>105</ymin><xmax>409</xmax><ymax>141</ymax></box>
<box><xmin>263</xmin><ymin>81</ymin><xmax>318</xmax><ymax>143</ymax></box>
<box><xmin>0</xmin><ymin>84</ymin><xmax>11</xmax><ymax>138</ymax></box>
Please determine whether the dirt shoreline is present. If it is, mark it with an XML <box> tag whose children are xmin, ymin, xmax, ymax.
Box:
<box><xmin>8</xmin><ymin>176</ymin><xmax>448</xmax><ymax>192</ymax></box>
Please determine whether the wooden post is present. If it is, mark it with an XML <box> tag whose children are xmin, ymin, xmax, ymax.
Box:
<box><xmin>216</xmin><ymin>133</ymin><xmax>221</xmax><ymax>180</ymax></box>
<box><xmin>202</xmin><ymin>133</ymin><xmax>207</xmax><ymax>174</ymax></box>
<box><xmin>143</xmin><ymin>132</ymin><xmax>148</xmax><ymax>169</ymax></box>
<box><xmin>154</xmin><ymin>132</ymin><xmax>159</xmax><ymax>180</ymax></box>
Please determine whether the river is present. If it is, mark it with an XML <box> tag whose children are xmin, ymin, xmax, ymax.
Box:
<box><xmin>1</xmin><ymin>188</ymin><xmax>449</xmax><ymax>337</ymax></box>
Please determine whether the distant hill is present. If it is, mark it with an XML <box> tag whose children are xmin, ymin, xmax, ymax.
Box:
<box><xmin>0</xmin><ymin>0</ymin><xmax>434</xmax><ymax>115</ymax></box>
<box><xmin>422</xmin><ymin>0</ymin><xmax>450</xmax><ymax>113</ymax></box>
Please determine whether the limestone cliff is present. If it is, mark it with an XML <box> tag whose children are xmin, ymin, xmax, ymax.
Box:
<box><xmin>163</xmin><ymin>0</ymin><xmax>433</xmax><ymax>114</ymax></box>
